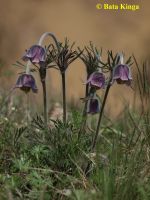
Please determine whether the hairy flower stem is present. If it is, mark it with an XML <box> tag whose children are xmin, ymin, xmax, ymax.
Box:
<box><xmin>26</xmin><ymin>93</ymin><xmax>30</xmax><ymax>125</ymax></box>
<box><xmin>26</xmin><ymin>61</ymin><xmax>31</xmax><ymax>74</ymax></box>
<box><xmin>78</xmin><ymin>83</ymin><xmax>89</xmax><ymax>138</ymax></box>
<box><xmin>61</xmin><ymin>72</ymin><xmax>67</xmax><ymax>124</ymax></box>
<box><xmin>41</xmin><ymin>80</ymin><xmax>47</xmax><ymax>126</ymax></box>
<box><xmin>38</xmin><ymin>32</ymin><xmax>60</xmax><ymax>50</ymax></box>
<box><xmin>83</xmin><ymin>83</ymin><xmax>89</xmax><ymax>117</ymax></box>
<box><xmin>92</xmin><ymin>84</ymin><xmax>111</xmax><ymax>149</ymax></box>
<box><xmin>85</xmin><ymin>80</ymin><xmax>111</xmax><ymax>176</ymax></box>
<box><xmin>38</xmin><ymin>32</ymin><xmax>61</xmax><ymax>126</ymax></box>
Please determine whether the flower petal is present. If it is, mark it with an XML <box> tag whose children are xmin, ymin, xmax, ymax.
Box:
<box><xmin>22</xmin><ymin>45</ymin><xmax>46</xmax><ymax>64</ymax></box>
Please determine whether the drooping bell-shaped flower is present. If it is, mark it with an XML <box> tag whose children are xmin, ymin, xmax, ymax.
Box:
<box><xmin>14</xmin><ymin>73</ymin><xmax>38</xmax><ymax>93</ymax></box>
<box><xmin>86</xmin><ymin>71</ymin><xmax>105</xmax><ymax>89</ymax></box>
<box><xmin>113</xmin><ymin>54</ymin><xmax>132</xmax><ymax>85</ymax></box>
<box><xmin>86</xmin><ymin>93</ymin><xmax>100</xmax><ymax>114</ymax></box>
<box><xmin>22</xmin><ymin>45</ymin><xmax>46</xmax><ymax>64</ymax></box>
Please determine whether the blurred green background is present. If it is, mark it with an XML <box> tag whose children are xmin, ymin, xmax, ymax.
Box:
<box><xmin>0</xmin><ymin>0</ymin><xmax>149</xmax><ymax>116</ymax></box>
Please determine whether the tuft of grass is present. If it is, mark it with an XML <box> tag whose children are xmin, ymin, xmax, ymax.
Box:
<box><xmin>0</xmin><ymin>104</ymin><xmax>150</xmax><ymax>199</ymax></box>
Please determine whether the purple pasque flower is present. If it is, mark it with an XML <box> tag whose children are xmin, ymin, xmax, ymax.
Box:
<box><xmin>86</xmin><ymin>94</ymin><xmax>100</xmax><ymax>114</ymax></box>
<box><xmin>87</xmin><ymin>98</ymin><xmax>100</xmax><ymax>114</ymax></box>
<box><xmin>86</xmin><ymin>71</ymin><xmax>105</xmax><ymax>89</ymax></box>
<box><xmin>22</xmin><ymin>45</ymin><xmax>46</xmax><ymax>64</ymax></box>
<box><xmin>14</xmin><ymin>73</ymin><xmax>38</xmax><ymax>93</ymax></box>
<box><xmin>113</xmin><ymin>64</ymin><xmax>132</xmax><ymax>85</ymax></box>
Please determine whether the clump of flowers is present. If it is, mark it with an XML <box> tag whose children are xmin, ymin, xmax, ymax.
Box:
<box><xmin>84</xmin><ymin>51</ymin><xmax>133</xmax><ymax>175</ymax></box>
<box><xmin>14</xmin><ymin>32</ymin><xmax>81</xmax><ymax>126</ymax></box>
<box><xmin>13</xmin><ymin>33</ymin><xmax>134</xmax><ymax>176</ymax></box>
